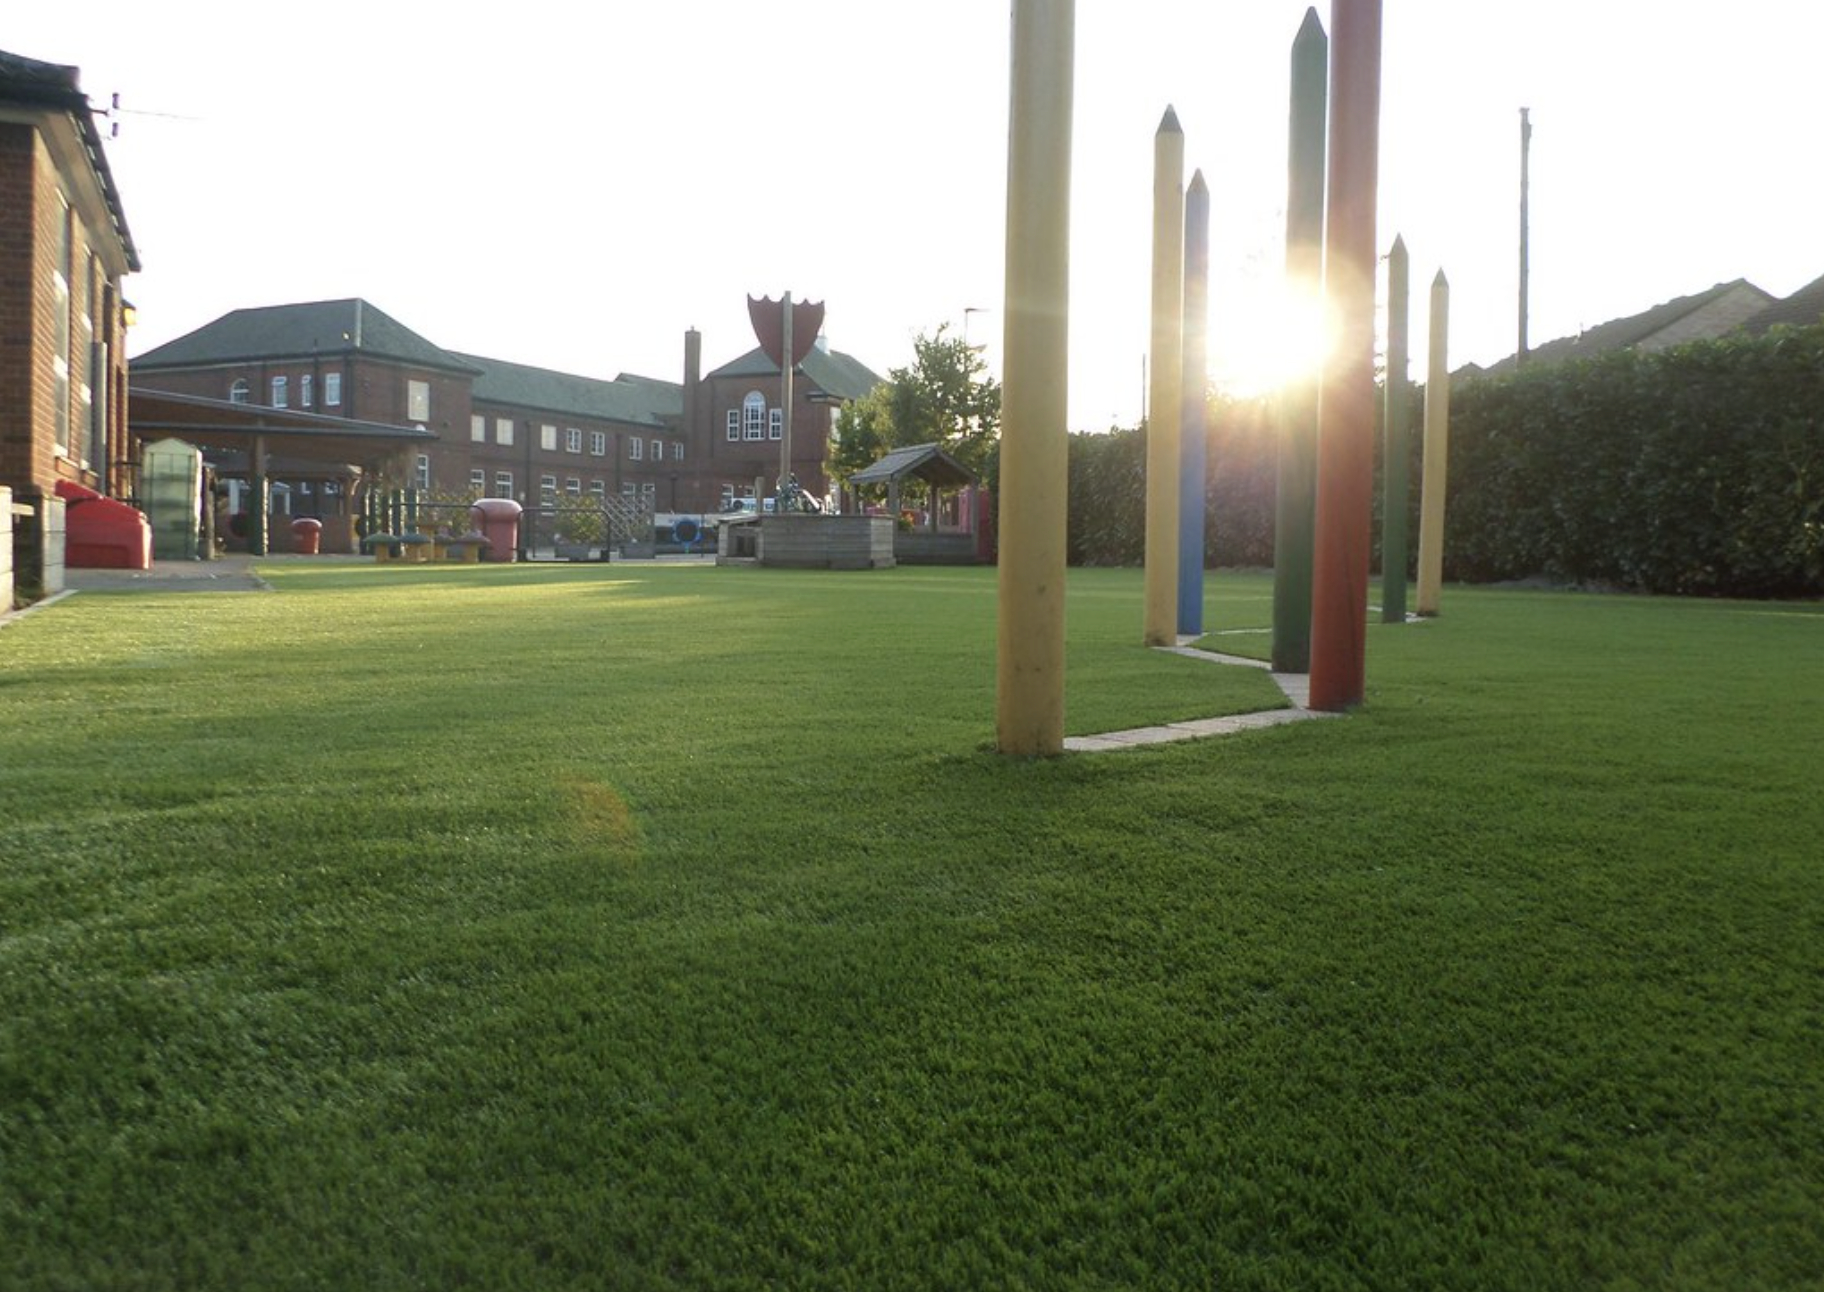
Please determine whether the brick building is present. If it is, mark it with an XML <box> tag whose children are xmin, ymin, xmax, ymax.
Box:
<box><xmin>133</xmin><ymin>299</ymin><xmax>881</xmax><ymax>518</ymax></box>
<box><xmin>0</xmin><ymin>49</ymin><xmax>139</xmax><ymax>503</ymax></box>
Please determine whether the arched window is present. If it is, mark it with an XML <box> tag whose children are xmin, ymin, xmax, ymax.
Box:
<box><xmin>229</xmin><ymin>378</ymin><xmax>251</xmax><ymax>404</ymax></box>
<box><xmin>743</xmin><ymin>391</ymin><xmax>766</xmax><ymax>441</ymax></box>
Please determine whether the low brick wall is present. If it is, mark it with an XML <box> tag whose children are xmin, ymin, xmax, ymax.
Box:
<box><xmin>757</xmin><ymin>515</ymin><xmax>895</xmax><ymax>569</ymax></box>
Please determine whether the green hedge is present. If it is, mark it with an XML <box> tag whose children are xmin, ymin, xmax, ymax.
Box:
<box><xmin>1063</xmin><ymin>328</ymin><xmax>1824</xmax><ymax>599</ymax></box>
<box><xmin>1448</xmin><ymin>326</ymin><xmax>1824</xmax><ymax>597</ymax></box>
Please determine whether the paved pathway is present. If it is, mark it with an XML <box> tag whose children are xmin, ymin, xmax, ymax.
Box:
<box><xmin>1063</xmin><ymin>639</ymin><xmax>1338</xmax><ymax>753</ymax></box>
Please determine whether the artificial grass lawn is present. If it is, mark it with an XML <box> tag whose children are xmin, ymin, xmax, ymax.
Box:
<box><xmin>2</xmin><ymin>564</ymin><xmax>1819</xmax><ymax>1290</ymax></box>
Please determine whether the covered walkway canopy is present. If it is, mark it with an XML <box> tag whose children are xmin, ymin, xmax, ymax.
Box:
<box><xmin>127</xmin><ymin>387</ymin><xmax>439</xmax><ymax>554</ymax></box>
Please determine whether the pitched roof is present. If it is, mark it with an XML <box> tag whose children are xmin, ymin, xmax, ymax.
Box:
<box><xmin>1473</xmin><ymin>279</ymin><xmax>1774</xmax><ymax>378</ymax></box>
<box><xmin>709</xmin><ymin>344</ymin><xmax>883</xmax><ymax>401</ymax></box>
<box><xmin>134</xmin><ymin>299</ymin><xmax>477</xmax><ymax>374</ymax></box>
<box><xmin>451</xmin><ymin>352</ymin><xmax>680</xmax><ymax>429</ymax></box>
<box><xmin>848</xmin><ymin>442</ymin><xmax>978</xmax><ymax>488</ymax></box>
<box><xmin>0</xmin><ymin>48</ymin><xmax>140</xmax><ymax>271</ymax></box>
<box><xmin>1741</xmin><ymin>271</ymin><xmax>1824</xmax><ymax>334</ymax></box>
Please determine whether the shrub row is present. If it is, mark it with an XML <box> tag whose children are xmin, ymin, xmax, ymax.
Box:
<box><xmin>1063</xmin><ymin>326</ymin><xmax>1824</xmax><ymax>598</ymax></box>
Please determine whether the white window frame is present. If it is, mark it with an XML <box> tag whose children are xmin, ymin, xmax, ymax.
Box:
<box><xmin>471</xmin><ymin>415</ymin><xmax>486</xmax><ymax>443</ymax></box>
<box><xmin>415</xmin><ymin>454</ymin><xmax>431</xmax><ymax>489</ymax></box>
<box><xmin>271</xmin><ymin>375</ymin><xmax>288</xmax><ymax>408</ymax></box>
<box><xmin>469</xmin><ymin>468</ymin><xmax>486</xmax><ymax>494</ymax></box>
<box><xmin>630</xmin><ymin>437</ymin><xmax>644</xmax><ymax>462</ymax></box>
<box><xmin>589</xmin><ymin>480</ymin><xmax>606</xmax><ymax>498</ymax></box>
<box><xmin>769</xmin><ymin>408</ymin><xmax>783</xmax><ymax>441</ymax></box>
<box><xmin>301</xmin><ymin>374</ymin><xmax>314</xmax><ymax>408</ymax></box>
<box><xmin>726</xmin><ymin>409</ymin><xmax>740</xmax><ymax>442</ymax></box>
<box><xmin>566</xmin><ymin>427</ymin><xmax>583</xmax><ymax>454</ymax></box>
<box><xmin>590</xmin><ymin>430</ymin><xmax>607</xmax><ymax>456</ymax></box>
<box><xmin>229</xmin><ymin>378</ymin><xmax>251</xmax><ymax>405</ymax></box>
<box><xmin>540</xmin><ymin>424</ymin><xmax>558</xmax><ymax>452</ymax></box>
<box><xmin>565</xmin><ymin>477</ymin><xmax>581</xmax><ymax>496</ymax></box>
<box><xmin>407</xmin><ymin>380</ymin><xmax>430</xmax><ymax>421</ymax></box>
<box><xmin>495</xmin><ymin>417</ymin><xmax>514</xmax><ymax>446</ymax></box>
<box><xmin>650</xmin><ymin>438</ymin><xmax>662</xmax><ymax>462</ymax></box>
<box><xmin>540</xmin><ymin>473</ymin><xmax>558</xmax><ymax>499</ymax></box>
<box><xmin>324</xmin><ymin>372</ymin><xmax>342</xmax><ymax>407</ymax></box>
<box><xmin>494</xmin><ymin>470</ymin><xmax>513</xmax><ymax>499</ymax></box>
<box><xmin>743</xmin><ymin>392</ymin><xmax>766</xmax><ymax>441</ymax></box>
<box><xmin>672</xmin><ymin>441</ymin><xmax>684</xmax><ymax>462</ymax></box>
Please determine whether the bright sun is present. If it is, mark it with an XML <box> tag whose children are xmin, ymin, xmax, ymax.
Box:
<box><xmin>1209</xmin><ymin>279</ymin><xmax>1332</xmax><ymax>399</ymax></box>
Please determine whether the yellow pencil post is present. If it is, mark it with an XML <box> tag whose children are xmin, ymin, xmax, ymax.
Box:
<box><xmin>1143</xmin><ymin>107</ymin><xmax>1185</xmax><ymax>647</ymax></box>
<box><xmin>995</xmin><ymin>0</ymin><xmax>1074</xmax><ymax>756</ymax></box>
<box><xmin>1417</xmin><ymin>270</ymin><xmax>1451</xmax><ymax>616</ymax></box>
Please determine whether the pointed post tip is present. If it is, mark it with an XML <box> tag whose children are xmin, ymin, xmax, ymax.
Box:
<box><xmin>1433</xmin><ymin>268</ymin><xmax>1450</xmax><ymax>288</ymax></box>
<box><xmin>1158</xmin><ymin>105</ymin><xmax>1182</xmax><ymax>134</ymax></box>
<box><xmin>1188</xmin><ymin>169</ymin><xmax>1208</xmax><ymax>194</ymax></box>
<box><xmin>1390</xmin><ymin>233</ymin><xmax>1407</xmax><ymax>255</ymax></box>
<box><xmin>1296</xmin><ymin>7</ymin><xmax>1326</xmax><ymax>40</ymax></box>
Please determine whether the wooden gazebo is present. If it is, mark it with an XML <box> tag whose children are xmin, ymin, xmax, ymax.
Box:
<box><xmin>847</xmin><ymin>442</ymin><xmax>985</xmax><ymax>565</ymax></box>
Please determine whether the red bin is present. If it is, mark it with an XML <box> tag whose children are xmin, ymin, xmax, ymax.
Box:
<box><xmin>468</xmin><ymin>498</ymin><xmax>522</xmax><ymax>563</ymax></box>
<box><xmin>290</xmin><ymin>517</ymin><xmax>323</xmax><ymax>555</ymax></box>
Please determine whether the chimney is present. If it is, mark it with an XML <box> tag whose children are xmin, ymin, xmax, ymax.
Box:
<box><xmin>683</xmin><ymin>328</ymin><xmax>702</xmax><ymax>435</ymax></box>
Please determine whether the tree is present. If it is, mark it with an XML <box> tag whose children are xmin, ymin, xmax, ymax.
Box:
<box><xmin>830</xmin><ymin>324</ymin><xmax>1002</xmax><ymax>502</ymax></box>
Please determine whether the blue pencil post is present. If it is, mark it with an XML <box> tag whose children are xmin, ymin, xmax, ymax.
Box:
<box><xmin>1177</xmin><ymin>170</ymin><xmax>1210</xmax><ymax>637</ymax></box>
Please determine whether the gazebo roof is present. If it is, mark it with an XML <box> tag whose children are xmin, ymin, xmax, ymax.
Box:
<box><xmin>848</xmin><ymin>442</ymin><xmax>978</xmax><ymax>489</ymax></box>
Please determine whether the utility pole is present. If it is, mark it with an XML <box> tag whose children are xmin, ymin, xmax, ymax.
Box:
<box><xmin>1517</xmin><ymin>107</ymin><xmax>1531</xmax><ymax>368</ymax></box>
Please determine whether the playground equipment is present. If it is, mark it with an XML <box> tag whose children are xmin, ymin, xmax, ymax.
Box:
<box><xmin>1178</xmin><ymin>171</ymin><xmax>1210</xmax><ymax>639</ymax></box>
<box><xmin>1143</xmin><ymin>108</ymin><xmax>1184</xmax><ymax>649</ymax></box>
<box><xmin>1381</xmin><ymin>235</ymin><xmax>1412</xmax><ymax>622</ymax></box>
<box><xmin>1308</xmin><ymin>0</ymin><xmax>1384</xmax><ymax>713</ymax></box>
<box><xmin>1272</xmin><ymin>6</ymin><xmax>1328</xmax><ymax>676</ymax></box>
<box><xmin>995</xmin><ymin>0</ymin><xmax>1073</xmax><ymax>756</ymax></box>
<box><xmin>1417</xmin><ymin>272</ymin><xmax>1452</xmax><ymax>615</ymax></box>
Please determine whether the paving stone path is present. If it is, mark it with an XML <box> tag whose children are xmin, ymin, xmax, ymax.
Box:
<box><xmin>1062</xmin><ymin>640</ymin><xmax>1338</xmax><ymax>753</ymax></box>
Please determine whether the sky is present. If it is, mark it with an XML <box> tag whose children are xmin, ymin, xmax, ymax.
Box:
<box><xmin>11</xmin><ymin>1</ymin><xmax>1824</xmax><ymax>432</ymax></box>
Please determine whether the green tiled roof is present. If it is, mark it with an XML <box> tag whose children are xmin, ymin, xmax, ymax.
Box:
<box><xmin>709</xmin><ymin>345</ymin><xmax>882</xmax><ymax>401</ymax></box>
<box><xmin>452</xmin><ymin>352</ymin><xmax>680</xmax><ymax>429</ymax></box>
<box><xmin>134</xmin><ymin>299</ymin><xmax>476</xmax><ymax>374</ymax></box>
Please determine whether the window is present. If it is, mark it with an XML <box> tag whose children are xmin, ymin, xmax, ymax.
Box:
<box><xmin>540</xmin><ymin>474</ymin><xmax>557</xmax><ymax>499</ymax></box>
<box><xmin>540</xmin><ymin>424</ymin><xmax>558</xmax><ymax>452</ymax></box>
<box><xmin>589</xmin><ymin>480</ymin><xmax>605</xmax><ymax>498</ymax></box>
<box><xmin>641</xmin><ymin>482</ymin><xmax>656</xmax><ymax>500</ymax></box>
<box><xmin>324</xmin><ymin>372</ymin><xmax>342</xmax><ymax>407</ymax></box>
<box><xmin>415</xmin><ymin>454</ymin><xmax>431</xmax><ymax>489</ymax></box>
<box><xmin>630</xmin><ymin>437</ymin><xmax>644</xmax><ymax>461</ymax></box>
<box><xmin>229</xmin><ymin>378</ymin><xmax>251</xmax><ymax>404</ymax></box>
<box><xmin>672</xmin><ymin>441</ymin><xmax>685</xmax><ymax>462</ymax></box>
<box><xmin>271</xmin><ymin>375</ymin><xmax>288</xmax><ymax>408</ymax></box>
<box><xmin>650</xmin><ymin>439</ymin><xmax>662</xmax><ymax>462</ymax></box>
<box><xmin>301</xmin><ymin>374</ymin><xmax>314</xmax><ymax>408</ymax></box>
<box><xmin>565</xmin><ymin>477</ymin><xmax>581</xmax><ymax>496</ymax></box>
<box><xmin>590</xmin><ymin>431</ymin><xmax>606</xmax><ymax>456</ymax></box>
<box><xmin>566</xmin><ymin>427</ymin><xmax>583</xmax><ymax>454</ymax></box>
<box><xmin>471</xmin><ymin>415</ymin><xmax>486</xmax><ymax>443</ymax></box>
<box><xmin>726</xmin><ymin>409</ymin><xmax>740</xmax><ymax>442</ymax></box>
<box><xmin>720</xmin><ymin>485</ymin><xmax>736</xmax><ymax>511</ymax></box>
<box><xmin>52</xmin><ymin>197</ymin><xmax>71</xmax><ymax>454</ymax></box>
<box><xmin>470</xmin><ymin>468</ymin><xmax>487</xmax><ymax>494</ymax></box>
<box><xmin>769</xmin><ymin>408</ymin><xmax>783</xmax><ymax>441</ymax></box>
<box><xmin>407</xmin><ymin>380</ymin><xmax>430</xmax><ymax>421</ymax></box>
<box><xmin>743</xmin><ymin>391</ymin><xmax>766</xmax><ymax>441</ymax></box>
<box><xmin>622</xmin><ymin>481</ymin><xmax>638</xmax><ymax>498</ymax></box>
<box><xmin>494</xmin><ymin>470</ymin><xmax>513</xmax><ymax>498</ymax></box>
<box><xmin>495</xmin><ymin>418</ymin><xmax>514</xmax><ymax>446</ymax></box>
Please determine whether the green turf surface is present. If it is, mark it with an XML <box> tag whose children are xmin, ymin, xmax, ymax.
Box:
<box><xmin>2</xmin><ymin>564</ymin><xmax>1819</xmax><ymax>1289</ymax></box>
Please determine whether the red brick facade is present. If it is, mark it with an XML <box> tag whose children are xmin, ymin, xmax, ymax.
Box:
<box><xmin>0</xmin><ymin>110</ymin><xmax>135</xmax><ymax>502</ymax></box>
